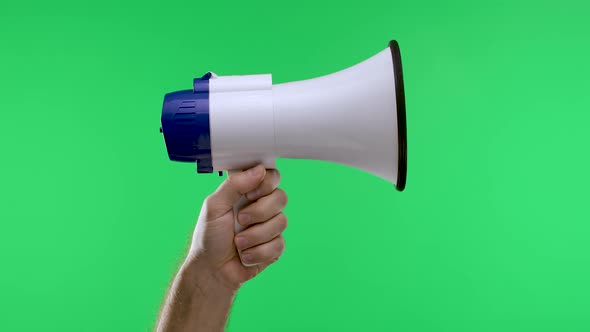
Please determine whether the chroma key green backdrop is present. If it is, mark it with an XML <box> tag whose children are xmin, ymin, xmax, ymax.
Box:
<box><xmin>1</xmin><ymin>0</ymin><xmax>589</xmax><ymax>331</ymax></box>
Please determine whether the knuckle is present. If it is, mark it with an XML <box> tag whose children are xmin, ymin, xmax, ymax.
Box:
<box><xmin>277</xmin><ymin>213</ymin><xmax>288</xmax><ymax>230</ymax></box>
<box><xmin>268</xmin><ymin>242</ymin><xmax>282</xmax><ymax>259</ymax></box>
<box><xmin>276</xmin><ymin>189</ymin><xmax>288</xmax><ymax>206</ymax></box>
<box><xmin>261</xmin><ymin>171</ymin><xmax>279</xmax><ymax>192</ymax></box>
<box><xmin>276</xmin><ymin>236</ymin><xmax>286</xmax><ymax>252</ymax></box>
<box><xmin>204</xmin><ymin>194</ymin><xmax>214</xmax><ymax>206</ymax></box>
<box><xmin>203</xmin><ymin>195</ymin><xmax>218</xmax><ymax>212</ymax></box>
<box><xmin>226</xmin><ymin>174</ymin><xmax>239</xmax><ymax>187</ymax></box>
<box><xmin>273</xmin><ymin>169</ymin><xmax>282</xmax><ymax>186</ymax></box>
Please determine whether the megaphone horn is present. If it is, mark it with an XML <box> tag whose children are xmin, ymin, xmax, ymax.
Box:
<box><xmin>161</xmin><ymin>40</ymin><xmax>407</xmax><ymax>189</ymax></box>
<box><xmin>161</xmin><ymin>40</ymin><xmax>407</xmax><ymax>264</ymax></box>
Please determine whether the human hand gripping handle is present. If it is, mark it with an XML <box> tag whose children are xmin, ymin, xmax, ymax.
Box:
<box><xmin>228</xmin><ymin>166</ymin><xmax>284</xmax><ymax>266</ymax></box>
<box><xmin>190</xmin><ymin>163</ymin><xmax>287</xmax><ymax>289</ymax></box>
<box><xmin>155</xmin><ymin>164</ymin><xmax>287</xmax><ymax>331</ymax></box>
<box><xmin>228</xmin><ymin>171</ymin><xmax>259</xmax><ymax>267</ymax></box>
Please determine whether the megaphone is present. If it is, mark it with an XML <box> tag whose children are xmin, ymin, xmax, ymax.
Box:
<box><xmin>161</xmin><ymin>40</ymin><xmax>407</xmax><ymax>264</ymax></box>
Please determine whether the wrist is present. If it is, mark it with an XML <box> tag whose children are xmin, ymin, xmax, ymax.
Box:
<box><xmin>157</xmin><ymin>255</ymin><xmax>236</xmax><ymax>331</ymax></box>
<box><xmin>180</xmin><ymin>255</ymin><xmax>239</xmax><ymax>297</ymax></box>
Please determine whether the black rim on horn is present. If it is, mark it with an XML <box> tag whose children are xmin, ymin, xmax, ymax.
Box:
<box><xmin>388</xmin><ymin>40</ymin><xmax>407</xmax><ymax>191</ymax></box>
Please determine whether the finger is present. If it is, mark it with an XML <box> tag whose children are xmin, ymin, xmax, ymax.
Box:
<box><xmin>240</xmin><ymin>235</ymin><xmax>285</xmax><ymax>266</ymax></box>
<box><xmin>245</xmin><ymin>169</ymin><xmax>281</xmax><ymax>201</ymax></box>
<box><xmin>237</xmin><ymin>188</ymin><xmax>288</xmax><ymax>227</ymax></box>
<box><xmin>235</xmin><ymin>213</ymin><xmax>288</xmax><ymax>251</ymax></box>
<box><xmin>205</xmin><ymin>164</ymin><xmax>265</xmax><ymax>220</ymax></box>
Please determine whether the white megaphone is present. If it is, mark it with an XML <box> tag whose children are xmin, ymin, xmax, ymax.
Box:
<box><xmin>161</xmin><ymin>40</ymin><xmax>407</xmax><ymax>265</ymax></box>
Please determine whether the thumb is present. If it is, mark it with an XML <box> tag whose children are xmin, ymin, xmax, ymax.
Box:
<box><xmin>205</xmin><ymin>164</ymin><xmax>266</xmax><ymax>220</ymax></box>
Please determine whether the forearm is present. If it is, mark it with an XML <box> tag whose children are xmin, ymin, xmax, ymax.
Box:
<box><xmin>156</xmin><ymin>257</ymin><xmax>236</xmax><ymax>332</ymax></box>
<box><xmin>156</xmin><ymin>166</ymin><xmax>287</xmax><ymax>330</ymax></box>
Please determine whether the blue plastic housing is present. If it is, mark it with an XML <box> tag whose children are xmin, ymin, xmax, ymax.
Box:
<box><xmin>160</xmin><ymin>73</ymin><xmax>213</xmax><ymax>173</ymax></box>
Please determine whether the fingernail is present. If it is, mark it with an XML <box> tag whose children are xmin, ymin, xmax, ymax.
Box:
<box><xmin>239</xmin><ymin>213</ymin><xmax>251</xmax><ymax>225</ymax></box>
<box><xmin>242</xmin><ymin>253</ymin><xmax>253</xmax><ymax>263</ymax></box>
<box><xmin>235</xmin><ymin>237</ymin><xmax>247</xmax><ymax>249</ymax></box>
<box><xmin>248</xmin><ymin>165</ymin><xmax>262</xmax><ymax>177</ymax></box>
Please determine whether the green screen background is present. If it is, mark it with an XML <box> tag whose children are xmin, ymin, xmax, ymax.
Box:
<box><xmin>1</xmin><ymin>0</ymin><xmax>589</xmax><ymax>331</ymax></box>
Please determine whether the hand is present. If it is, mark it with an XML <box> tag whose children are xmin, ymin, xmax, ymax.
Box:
<box><xmin>156</xmin><ymin>164</ymin><xmax>288</xmax><ymax>331</ymax></box>
<box><xmin>186</xmin><ymin>164</ymin><xmax>288</xmax><ymax>291</ymax></box>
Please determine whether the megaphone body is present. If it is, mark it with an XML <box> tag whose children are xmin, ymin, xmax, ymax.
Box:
<box><xmin>161</xmin><ymin>40</ymin><xmax>407</xmax><ymax>265</ymax></box>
